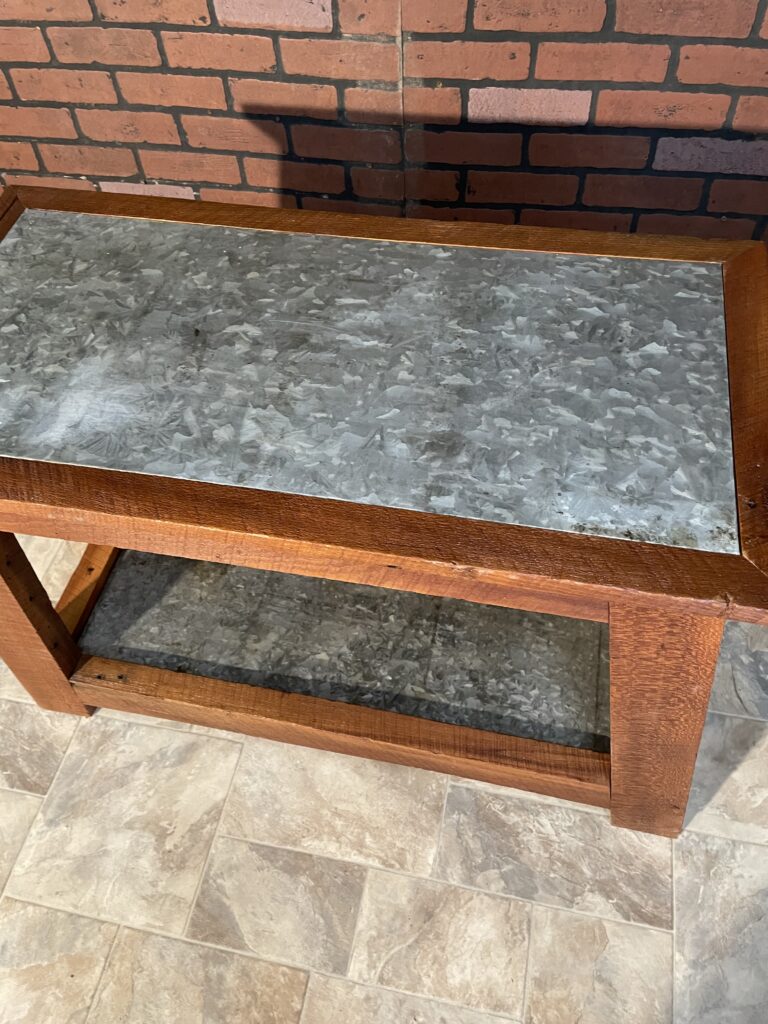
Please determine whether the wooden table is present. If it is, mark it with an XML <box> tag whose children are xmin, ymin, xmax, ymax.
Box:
<box><xmin>0</xmin><ymin>185</ymin><xmax>766</xmax><ymax>838</ymax></box>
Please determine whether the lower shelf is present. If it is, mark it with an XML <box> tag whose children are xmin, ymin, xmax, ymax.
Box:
<box><xmin>65</xmin><ymin>548</ymin><xmax>611</xmax><ymax>807</ymax></box>
<box><xmin>78</xmin><ymin>549</ymin><xmax>610</xmax><ymax>752</ymax></box>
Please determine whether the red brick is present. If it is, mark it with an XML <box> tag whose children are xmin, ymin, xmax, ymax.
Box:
<box><xmin>709</xmin><ymin>179</ymin><xmax>768</xmax><ymax>215</ymax></box>
<box><xmin>528</xmin><ymin>133</ymin><xmax>649</xmax><ymax>169</ymax></box>
<box><xmin>0</xmin><ymin>27</ymin><xmax>49</xmax><ymax>63</ymax></box>
<box><xmin>679</xmin><ymin>46</ymin><xmax>768</xmax><ymax>87</ymax></box>
<box><xmin>302</xmin><ymin>196</ymin><xmax>400</xmax><ymax>217</ymax></box>
<box><xmin>100</xmin><ymin>181</ymin><xmax>194</xmax><ymax>198</ymax></box>
<box><xmin>352</xmin><ymin>167</ymin><xmax>404</xmax><ymax>200</ymax></box>
<box><xmin>638</xmin><ymin>213</ymin><xmax>755</xmax><ymax>239</ymax></box>
<box><xmin>40</xmin><ymin>143</ymin><xmax>137</xmax><ymax>177</ymax></box>
<box><xmin>162</xmin><ymin>31</ymin><xmax>276</xmax><ymax>73</ymax></box>
<box><xmin>466</xmin><ymin>171</ymin><xmax>579</xmax><ymax>205</ymax></box>
<box><xmin>245</xmin><ymin>157</ymin><xmax>345</xmax><ymax>193</ymax></box>
<box><xmin>468</xmin><ymin>88</ymin><xmax>591</xmax><ymax>126</ymax></box>
<box><xmin>118</xmin><ymin>72</ymin><xmax>226</xmax><ymax>110</ymax></box>
<box><xmin>77</xmin><ymin>109</ymin><xmax>180</xmax><ymax>145</ymax></box>
<box><xmin>475</xmin><ymin>0</ymin><xmax>606</xmax><ymax>32</ymax></box>
<box><xmin>405</xmin><ymin>168</ymin><xmax>459</xmax><ymax>201</ymax></box>
<box><xmin>339</xmin><ymin>0</ymin><xmax>400</xmax><ymax>35</ymax></box>
<box><xmin>3</xmin><ymin>174</ymin><xmax>95</xmax><ymax>189</ymax></box>
<box><xmin>281</xmin><ymin>39</ymin><xmax>399</xmax><ymax>82</ymax></box>
<box><xmin>48</xmin><ymin>27</ymin><xmax>160</xmax><ymax>66</ymax></box>
<box><xmin>404</xmin><ymin>86</ymin><xmax>461</xmax><ymax>124</ymax></box>
<box><xmin>183</xmin><ymin>115</ymin><xmax>287</xmax><ymax>154</ymax></box>
<box><xmin>733</xmin><ymin>95</ymin><xmax>768</xmax><ymax>133</ymax></box>
<box><xmin>405</xmin><ymin>41</ymin><xmax>529</xmax><ymax>81</ymax></box>
<box><xmin>617</xmin><ymin>0</ymin><xmax>757</xmax><ymax>38</ymax></box>
<box><xmin>407</xmin><ymin>204</ymin><xmax>518</xmax><ymax>223</ymax></box>
<box><xmin>198</xmin><ymin>187</ymin><xmax>297</xmax><ymax>208</ymax></box>
<box><xmin>406</xmin><ymin>129</ymin><xmax>522</xmax><ymax>166</ymax></box>
<box><xmin>596</xmin><ymin>90</ymin><xmax>730</xmax><ymax>130</ymax></box>
<box><xmin>520</xmin><ymin>209</ymin><xmax>632</xmax><ymax>232</ymax></box>
<box><xmin>0</xmin><ymin>73</ymin><xmax>9</xmax><ymax>101</ymax></box>
<box><xmin>0</xmin><ymin>0</ymin><xmax>91</xmax><ymax>18</ymax></box>
<box><xmin>537</xmin><ymin>43</ymin><xmax>669</xmax><ymax>83</ymax></box>
<box><xmin>140</xmin><ymin>148</ymin><xmax>241</xmax><ymax>184</ymax></box>
<box><xmin>402</xmin><ymin>0</ymin><xmax>467</xmax><ymax>32</ymax></box>
<box><xmin>345</xmin><ymin>87</ymin><xmax>401</xmax><ymax>124</ymax></box>
<box><xmin>12</xmin><ymin>68</ymin><xmax>117</xmax><ymax>104</ymax></box>
<box><xmin>0</xmin><ymin>141</ymin><xmax>37</xmax><ymax>171</ymax></box>
<box><xmin>95</xmin><ymin>0</ymin><xmax>210</xmax><ymax>22</ymax></box>
<box><xmin>0</xmin><ymin>107</ymin><xmax>76</xmax><ymax>139</ymax></box>
<box><xmin>232</xmin><ymin>79</ymin><xmax>338</xmax><ymax>120</ymax></box>
<box><xmin>583</xmin><ymin>174</ymin><xmax>703</xmax><ymax>210</ymax></box>
<box><xmin>292</xmin><ymin>124</ymin><xmax>401</xmax><ymax>163</ymax></box>
<box><xmin>215</xmin><ymin>0</ymin><xmax>332</xmax><ymax>31</ymax></box>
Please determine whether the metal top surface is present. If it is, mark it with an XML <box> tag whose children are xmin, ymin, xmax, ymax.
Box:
<box><xmin>0</xmin><ymin>208</ymin><xmax>737</xmax><ymax>552</ymax></box>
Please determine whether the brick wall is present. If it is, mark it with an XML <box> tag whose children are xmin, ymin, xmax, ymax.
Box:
<box><xmin>1</xmin><ymin>0</ymin><xmax>768</xmax><ymax>237</ymax></box>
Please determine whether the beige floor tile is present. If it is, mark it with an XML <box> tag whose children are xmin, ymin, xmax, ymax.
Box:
<box><xmin>16</xmin><ymin>534</ymin><xmax>62</xmax><ymax>581</ymax></box>
<box><xmin>6</xmin><ymin>717</ymin><xmax>240</xmax><ymax>932</ymax></box>
<box><xmin>685</xmin><ymin>713</ymin><xmax>768</xmax><ymax>843</ymax></box>
<box><xmin>0</xmin><ymin>897</ymin><xmax>116</xmax><ymax>1024</ymax></box>
<box><xmin>87</xmin><ymin>928</ymin><xmax>307</xmax><ymax>1024</ymax></box>
<box><xmin>525</xmin><ymin>906</ymin><xmax>672</xmax><ymax>1024</ymax></box>
<box><xmin>0</xmin><ymin>663</ymin><xmax>33</xmax><ymax>705</ymax></box>
<box><xmin>434</xmin><ymin>784</ymin><xmax>672</xmax><ymax>929</ymax></box>
<box><xmin>187</xmin><ymin>836</ymin><xmax>365</xmax><ymax>971</ymax></box>
<box><xmin>675</xmin><ymin>831</ymin><xmax>768</xmax><ymax>1024</ymax></box>
<box><xmin>710</xmin><ymin>621</ymin><xmax>768</xmax><ymax>721</ymax></box>
<box><xmin>0</xmin><ymin>791</ymin><xmax>40</xmax><ymax>889</ymax></box>
<box><xmin>0</xmin><ymin>699</ymin><xmax>77</xmax><ymax>794</ymax></box>
<box><xmin>221</xmin><ymin>738</ymin><xmax>447</xmax><ymax>873</ymax></box>
<box><xmin>301</xmin><ymin>975</ymin><xmax>521</xmax><ymax>1024</ymax></box>
<box><xmin>40</xmin><ymin>540</ymin><xmax>87</xmax><ymax>603</ymax></box>
<box><xmin>348</xmin><ymin>870</ymin><xmax>529</xmax><ymax>1017</ymax></box>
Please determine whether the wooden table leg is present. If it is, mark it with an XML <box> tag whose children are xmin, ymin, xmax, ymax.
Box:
<box><xmin>0</xmin><ymin>532</ymin><xmax>89</xmax><ymax>715</ymax></box>
<box><xmin>609</xmin><ymin>602</ymin><xmax>724</xmax><ymax>837</ymax></box>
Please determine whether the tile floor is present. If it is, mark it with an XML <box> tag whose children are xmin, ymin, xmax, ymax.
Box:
<box><xmin>0</xmin><ymin>538</ymin><xmax>767</xmax><ymax>1023</ymax></box>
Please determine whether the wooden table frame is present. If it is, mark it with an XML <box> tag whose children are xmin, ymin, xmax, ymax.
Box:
<box><xmin>1</xmin><ymin>185</ymin><xmax>766</xmax><ymax>837</ymax></box>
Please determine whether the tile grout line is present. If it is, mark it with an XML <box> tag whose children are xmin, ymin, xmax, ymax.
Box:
<box><xmin>215</xmin><ymin>828</ymin><xmax>674</xmax><ymax>934</ymax></box>
<box><xmin>83</xmin><ymin>924</ymin><xmax>122</xmax><ymax>1024</ymax></box>
<box><xmin>180</xmin><ymin>737</ymin><xmax>244</xmax><ymax>938</ymax></box>
<box><xmin>671</xmin><ymin>837</ymin><xmax>677</xmax><ymax>1024</ymax></box>
<box><xmin>2</xmin><ymin>893</ymin><xmax>524</xmax><ymax>1023</ymax></box>
<box><xmin>520</xmin><ymin>901</ymin><xmax>537</xmax><ymax>1023</ymax></box>
<box><xmin>0</xmin><ymin>718</ymin><xmax>83</xmax><ymax>904</ymax></box>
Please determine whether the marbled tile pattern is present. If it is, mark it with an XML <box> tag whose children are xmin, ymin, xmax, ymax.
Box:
<box><xmin>0</xmin><ymin>899</ymin><xmax>116</xmax><ymax>1024</ymax></box>
<box><xmin>1</xmin><ymin>538</ymin><xmax>768</xmax><ymax>1022</ymax></box>
<box><xmin>349</xmin><ymin>871</ymin><xmax>530</xmax><ymax>1016</ymax></box>
<box><xmin>434</xmin><ymin>784</ymin><xmax>673</xmax><ymax>928</ymax></box>
<box><xmin>0</xmin><ymin>209</ymin><xmax>734</xmax><ymax>552</ymax></box>
<box><xmin>86</xmin><ymin>929</ymin><xmax>307</xmax><ymax>1024</ymax></box>
<box><xmin>0</xmin><ymin>791</ymin><xmax>40</xmax><ymax>889</ymax></box>
<box><xmin>0</xmin><ymin>699</ymin><xmax>77</xmax><ymax>794</ymax></box>
<box><xmin>221</xmin><ymin>738</ymin><xmax>447</xmax><ymax>874</ymax></box>
<box><xmin>675</xmin><ymin>832</ymin><xmax>768</xmax><ymax>1024</ymax></box>
<box><xmin>525</xmin><ymin>906</ymin><xmax>673</xmax><ymax>1024</ymax></box>
<box><xmin>80</xmin><ymin>550</ymin><xmax>610</xmax><ymax>749</ymax></box>
<box><xmin>188</xmin><ymin>837</ymin><xmax>366</xmax><ymax>971</ymax></box>
<box><xmin>6</xmin><ymin>717</ymin><xmax>241</xmax><ymax>931</ymax></box>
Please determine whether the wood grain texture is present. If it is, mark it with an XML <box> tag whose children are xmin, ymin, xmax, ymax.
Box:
<box><xmin>1</xmin><ymin>458</ymin><xmax>768</xmax><ymax>623</ymax></box>
<box><xmin>609</xmin><ymin>603</ymin><xmax>724</xmax><ymax>836</ymax></box>
<box><xmin>0</xmin><ymin>533</ymin><xmax>87</xmax><ymax>715</ymax></box>
<box><xmin>0</xmin><ymin>191</ymin><xmax>23</xmax><ymax>243</ymax></box>
<box><xmin>10</xmin><ymin>185</ymin><xmax>757</xmax><ymax>262</ymax></box>
<box><xmin>72</xmin><ymin>655</ymin><xmax>611</xmax><ymax>806</ymax></box>
<box><xmin>723</xmin><ymin>246</ymin><xmax>768</xmax><ymax>573</ymax></box>
<box><xmin>55</xmin><ymin>544</ymin><xmax>120</xmax><ymax>638</ymax></box>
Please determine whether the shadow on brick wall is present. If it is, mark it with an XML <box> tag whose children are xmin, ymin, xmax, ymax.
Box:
<box><xmin>228</xmin><ymin>99</ymin><xmax>763</xmax><ymax>240</ymax></box>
